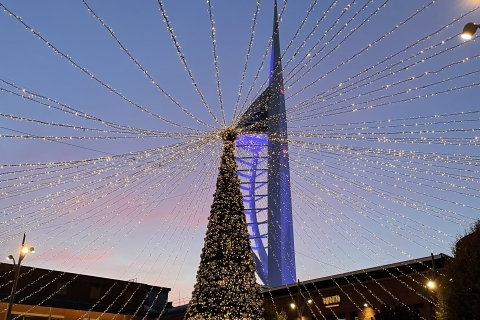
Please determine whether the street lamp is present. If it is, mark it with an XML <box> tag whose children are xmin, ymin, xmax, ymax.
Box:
<box><xmin>4</xmin><ymin>234</ymin><xmax>34</xmax><ymax>320</ymax></box>
<box><xmin>426</xmin><ymin>253</ymin><xmax>437</xmax><ymax>290</ymax></box>
<box><xmin>461</xmin><ymin>22</ymin><xmax>479</xmax><ymax>40</ymax></box>
<box><xmin>290</xmin><ymin>280</ymin><xmax>313</xmax><ymax>319</ymax></box>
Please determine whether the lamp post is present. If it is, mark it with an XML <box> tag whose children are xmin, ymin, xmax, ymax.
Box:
<box><xmin>461</xmin><ymin>22</ymin><xmax>479</xmax><ymax>40</ymax></box>
<box><xmin>289</xmin><ymin>279</ymin><xmax>312</xmax><ymax>320</ymax></box>
<box><xmin>4</xmin><ymin>234</ymin><xmax>34</xmax><ymax>320</ymax></box>
<box><xmin>427</xmin><ymin>252</ymin><xmax>438</xmax><ymax>290</ymax></box>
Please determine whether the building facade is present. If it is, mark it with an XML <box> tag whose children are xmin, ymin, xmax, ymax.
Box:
<box><xmin>0</xmin><ymin>263</ymin><xmax>171</xmax><ymax>320</ymax></box>
<box><xmin>161</xmin><ymin>254</ymin><xmax>446</xmax><ymax>320</ymax></box>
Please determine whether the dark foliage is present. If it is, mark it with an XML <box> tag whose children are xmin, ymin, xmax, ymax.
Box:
<box><xmin>438</xmin><ymin>220</ymin><xmax>480</xmax><ymax>320</ymax></box>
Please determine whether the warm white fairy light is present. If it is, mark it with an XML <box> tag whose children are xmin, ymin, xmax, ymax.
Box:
<box><xmin>73</xmin><ymin>141</ymin><xmax>221</xmax><ymax>320</ymax></box>
<box><xmin>206</xmin><ymin>0</ymin><xmax>226</xmax><ymax>126</ymax></box>
<box><xmin>1</xmin><ymin>1</ymin><xmax>479</xmax><ymax>319</ymax></box>
<box><xmin>290</xmin><ymin>197</ymin><xmax>386</xmax><ymax>310</ymax></box>
<box><xmin>289</xmin><ymin>143</ymin><xmax>477</xmax><ymax>227</ymax></box>
<box><xmin>0</xmin><ymin>78</ymin><xmax>206</xmax><ymax>135</ymax></box>
<box><xmin>289</xmin><ymin>154</ymin><xmax>456</xmax><ymax>249</ymax></box>
<box><xmin>0</xmin><ymin>4</ymin><xmax>205</xmax><ymax>131</ymax></box>
<box><xmin>289</xmin><ymin>111</ymin><xmax>480</xmax><ymax>135</ymax></box>
<box><xmin>294</xmin><ymin>147</ymin><xmax>472</xmax><ymax>240</ymax></box>
<box><xmin>286</xmin><ymin>0</ymin><xmax>439</xmax><ymax>91</ymax></box>
<box><xmin>236</xmin><ymin>146</ymin><xmax>383</xmax><ymax>317</ymax></box>
<box><xmin>234</xmin><ymin>0</ymin><xmax>353</xmax><ymax>120</ymax></box>
<box><xmin>291</xmin><ymin>195</ymin><xmax>387</xmax><ymax>305</ymax></box>
<box><xmin>0</xmin><ymin>137</ymin><xmax>215</xmax><ymax>237</ymax></box>
<box><xmin>288</xmin><ymin>81</ymin><xmax>480</xmax><ymax>123</ymax></box>
<box><xmin>288</xmin><ymin>53</ymin><xmax>480</xmax><ymax>119</ymax></box>
<box><xmin>296</xmin><ymin>28</ymin><xmax>472</xmax><ymax>109</ymax></box>
<box><xmin>147</xmin><ymin>152</ymin><xmax>220</xmax><ymax>319</ymax></box>
<box><xmin>280</xmin><ymin>0</ymin><xmax>321</xmax><ymax>66</ymax></box>
<box><xmin>186</xmin><ymin>128</ymin><xmax>264</xmax><ymax>319</ymax></box>
<box><xmin>290</xmin><ymin>174</ymin><xmax>438</xmax><ymax>307</ymax></box>
<box><xmin>263</xmin><ymin>214</ymin><xmax>335</xmax><ymax>318</ymax></box>
<box><xmin>265</xmin><ymin>171</ymin><xmax>422</xmax><ymax>316</ymax></box>
<box><xmin>157</xmin><ymin>0</ymin><xmax>222</xmax><ymax>128</ymax></box>
<box><xmin>1</xmin><ymin>136</ymin><xmax>219</xmax><ymax>318</ymax></box>
<box><xmin>236</xmin><ymin>0</ymin><xmax>290</xmax><ymax>116</ymax></box>
<box><xmin>80</xmin><ymin>1</ymin><xmax>216</xmax><ymax>130</ymax></box>
<box><xmin>285</xmin><ymin>0</ymin><xmax>377</xmax><ymax>85</ymax></box>
<box><xmin>232</xmin><ymin>1</ymin><xmax>261</xmax><ymax>121</ymax></box>
<box><xmin>278</xmin><ymin>0</ymin><xmax>342</xmax><ymax>80</ymax></box>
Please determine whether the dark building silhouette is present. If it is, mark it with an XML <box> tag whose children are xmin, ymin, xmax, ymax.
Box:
<box><xmin>0</xmin><ymin>263</ymin><xmax>170</xmax><ymax>320</ymax></box>
<box><xmin>162</xmin><ymin>254</ymin><xmax>446</xmax><ymax>320</ymax></box>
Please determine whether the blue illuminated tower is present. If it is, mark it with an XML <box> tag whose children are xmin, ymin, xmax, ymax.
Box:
<box><xmin>235</xmin><ymin>0</ymin><xmax>296</xmax><ymax>288</ymax></box>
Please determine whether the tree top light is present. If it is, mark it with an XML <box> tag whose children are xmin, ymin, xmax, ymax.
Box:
<box><xmin>461</xmin><ymin>22</ymin><xmax>479</xmax><ymax>40</ymax></box>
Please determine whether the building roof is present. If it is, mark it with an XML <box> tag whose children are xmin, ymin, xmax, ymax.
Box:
<box><xmin>0</xmin><ymin>263</ymin><xmax>171</xmax><ymax>315</ymax></box>
<box><xmin>264</xmin><ymin>254</ymin><xmax>448</xmax><ymax>298</ymax></box>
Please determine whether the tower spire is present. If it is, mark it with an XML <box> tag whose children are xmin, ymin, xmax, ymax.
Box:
<box><xmin>267</xmin><ymin>0</ymin><xmax>296</xmax><ymax>287</ymax></box>
<box><xmin>269</xmin><ymin>0</ymin><xmax>283</xmax><ymax>87</ymax></box>
<box><xmin>234</xmin><ymin>0</ymin><xmax>296</xmax><ymax>288</ymax></box>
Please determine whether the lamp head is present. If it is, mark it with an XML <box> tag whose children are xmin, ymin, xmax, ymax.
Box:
<box><xmin>20</xmin><ymin>246</ymin><xmax>34</xmax><ymax>255</ymax></box>
<box><xmin>290</xmin><ymin>303</ymin><xmax>296</xmax><ymax>309</ymax></box>
<box><xmin>462</xmin><ymin>22</ymin><xmax>478</xmax><ymax>40</ymax></box>
<box><xmin>427</xmin><ymin>280</ymin><xmax>436</xmax><ymax>289</ymax></box>
<box><xmin>6</xmin><ymin>255</ymin><xmax>14</xmax><ymax>261</ymax></box>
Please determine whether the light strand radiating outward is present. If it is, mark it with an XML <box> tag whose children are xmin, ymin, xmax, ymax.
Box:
<box><xmin>1</xmin><ymin>1</ymin><xmax>479</xmax><ymax>319</ymax></box>
<box><xmin>81</xmin><ymin>0</ymin><xmax>217</xmax><ymax>130</ymax></box>
<box><xmin>157</xmin><ymin>0</ymin><xmax>222</xmax><ymax>127</ymax></box>
<box><xmin>0</xmin><ymin>4</ymin><xmax>207</xmax><ymax>132</ymax></box>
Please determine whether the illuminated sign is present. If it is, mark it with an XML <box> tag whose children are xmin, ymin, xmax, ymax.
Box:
<box><xmin>323</xmin><ymin>295</ymin><xmax>340</xmax><ymax>308</ymax></box>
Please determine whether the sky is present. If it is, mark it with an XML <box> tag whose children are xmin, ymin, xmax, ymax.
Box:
<box><xmin>1</xmin><ymin>0</ymin><xmax>480</xmax><ymax>309</ymax></box>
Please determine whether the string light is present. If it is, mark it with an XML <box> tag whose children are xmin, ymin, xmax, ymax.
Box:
<box><xmin>232</xmin><ymin>0</ymin><xmax>261</xmax><ymax>121</ymax></box>
<box><xmin>0</xmin><ymin>4</ymin><xmax>203</xmax><ymax>131</ymax></box>
<box><xmin>0</xmin><ymin>78</ymin><xmax>207</xmax><ymax>135</ymax></box>
<box><xmin>206</xmin><ymin>0</ymin><xmax>226</xmax><ymax>126</ymax></box>
<box><xmin>1</xmin><ymin>2</ymin><xmax>479</xmax><ymax>319</ymax></box>
<box><xmin>285</xmin><ymin>0</ymin><xmax>379</xmax><ymax>86</ymax></box>
<box><xmin>286</xmin><ymin>0</ymin><xmax>439</xmax><ymax>92</ymax></box>
<box><xmin>80</xmin><ymin>1</ymin><xmax>216</xmax><ymax>130</ymax></box>
<box><xmin>157</xmin><ymin>0</ymin><xmax>222</xmax><ymax>127</ymax></box>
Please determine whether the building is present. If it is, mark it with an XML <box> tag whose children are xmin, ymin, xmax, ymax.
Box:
<box><xmin>0</xmin><ymin>263</ymin><xmax>171</xmax><ymax>320</ymax></box>
<box><xmin>161</xmin><ymin>254</ymin><xmax>446</xmax><ymax>320</ymax></box>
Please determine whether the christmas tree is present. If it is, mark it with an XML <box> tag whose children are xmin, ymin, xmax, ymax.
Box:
<box><xmin>186</xmin><ymin>128</ymin><xmax>264</xmax><ymax>320</ymax></box>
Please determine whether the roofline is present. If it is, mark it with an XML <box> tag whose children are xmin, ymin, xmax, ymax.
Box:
<box><xmin>0</xmin><ymin>262</ymin><xmax>171</xmax><ymax>292</ymax></box>
<box><xmin>264</xmin><ymin>253</ymin><xmax>449</xmax><ymax>292</ymax></box>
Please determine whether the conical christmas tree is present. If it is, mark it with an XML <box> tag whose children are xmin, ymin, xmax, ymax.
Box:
<box><xmin>186</xmin><ymin>128</ymin><xmax>264</xmax><ymax>320</ymax></box>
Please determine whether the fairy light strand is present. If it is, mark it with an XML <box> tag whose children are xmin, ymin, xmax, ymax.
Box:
<box><xmin>157</xmin><ymin>0</ymin><xmax>222</xmax><ymax>127</ymax></box>
<box><xmin>81</xmin><ymin>0</ymin><xmax>216</xmax><ymax>130</ymax></box>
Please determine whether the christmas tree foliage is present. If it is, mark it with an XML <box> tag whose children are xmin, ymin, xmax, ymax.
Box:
<box><xmin>186</xmin><ymin>128</ymin><xmax>264</xmax><ymax>320</ymax></box>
